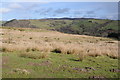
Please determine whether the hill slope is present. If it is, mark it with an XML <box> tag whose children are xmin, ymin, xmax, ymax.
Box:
<box><xmin>2</xmin><ymin>18</ymin><xmax>119</xmax><ymax>39</ymax></box>
<box><xmin>1</xmin><ymin>27</ymin><xmax>118</xmax><ymax>78</ymax></box>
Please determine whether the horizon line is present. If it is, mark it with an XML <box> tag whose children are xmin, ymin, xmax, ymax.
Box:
<box><xmin>1</xmin><ymin>17</ymin><xmax>119</xmax><ymax>21</ymax></box>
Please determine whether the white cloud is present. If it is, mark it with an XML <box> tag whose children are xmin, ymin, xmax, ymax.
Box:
<box><xmin>0</xmin><ymin>8</ymin><xmax>11</xmax><ymax>13</ymax></box>
<box><xmin>9</xmin><ymin>3</ymin><xmax>22</xmax><ymax>9</ymax></box>
<box><xmin>0</xmin><ymin>3</ymin><xmax>22</xmax><ymax>13</ymax></box>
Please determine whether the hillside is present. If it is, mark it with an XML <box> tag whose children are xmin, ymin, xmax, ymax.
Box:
<box><xmin>1</xmin><ymin>27</ymin><xmax>119</xmax><ymax>78</ymax></box>
<box><xmin>2</xmin><ymin>18</ymin><xmax>119</xmax><ymax>39</ymax></box>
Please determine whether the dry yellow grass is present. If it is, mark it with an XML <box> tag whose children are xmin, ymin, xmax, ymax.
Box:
<box><xmin>0</xmin><ymin>28</ymin><xmax>118</xmax><ymax>59</ymax></box>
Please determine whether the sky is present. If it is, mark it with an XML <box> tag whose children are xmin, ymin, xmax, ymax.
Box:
<box><xmin>1</xmin><ymin>0</ymin><xmax>119</xmax><ymax>2</ymax></box>
<box><xmin>0</xmin><ymin>1</ymin><xmax>119</xmax><ymax>21</ymax></box>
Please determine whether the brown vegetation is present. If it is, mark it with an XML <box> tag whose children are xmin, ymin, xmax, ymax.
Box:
<box><xmin>0</xmin><ymin>28</ymin><xmax>118</xmax><ymax>59</ymax></box>
<box><xmin>19</xmin><ymin>52</ymin><xmax>49</xmax><ymax>59</ymax></box>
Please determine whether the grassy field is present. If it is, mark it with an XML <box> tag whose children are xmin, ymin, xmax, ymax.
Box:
<box><xmin>1</xmin><ymin>27</ymin><xmax>119</xmax><ymax>78</ymax></box>
<box><xmin>2</xmin><ymin>51</ymin><xmax>118</xmax><ymax>78</ymax></box>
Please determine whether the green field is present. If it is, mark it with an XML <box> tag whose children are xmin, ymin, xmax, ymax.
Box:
<box><xmin>2</xmin><ymin>51</ymin><xmax>118</xmax><ymax>78</ymax></box>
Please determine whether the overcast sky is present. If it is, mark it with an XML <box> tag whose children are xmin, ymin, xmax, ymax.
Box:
<box><xmin>0</xmin><ymin>1</ymin><xmax>119</xmax><ymax>21</ymax></box>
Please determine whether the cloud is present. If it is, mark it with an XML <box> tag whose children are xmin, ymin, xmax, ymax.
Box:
<box><xmin>23</xmin><ymin>3</ymin><xmax>39</xmax><ymax>11</ymax></box>
<box><xmin>0</xmin><ymin>8</ymin><xmax>11</xmax><ymax>13</ymax></box>
<box><xmin>9</xmin><ymin>3</ymin><xmax>22</xmax><ymax>9</ymax></box>
<box><xmin>71</xmin><ymin>9</ymin><xmax>96</xmax><ymax>18</ymax></box>
<box><xmin>0</xmin><ymin>3</ymin><xmax>22</xmax><ymax>13</ymax></box>
<box><xmin>35</xmin><ymin>8</ymin><xmax>53</xmax><ymax>15</ymax></box>
<box><xmin>74</xmin><ymin>11</ymin><xmax>82</xmax><ymax>14</ymax></box>
<box><xmin>105</xmin><ymin>13</ymin><xmax>118</xmax><ymax>20</ymax></box>
<box><xmin>83</xmin><ymin>14</ymin><xmax>97</xmax><ymax>17</ymax></box>
<box><xmin>71</xmin><ymin>10</ymin><xmax>85</xmax><ymax>16</ymax></box>
<box><xmin>54</xmin><ymin>8</ymin><xmax>70</xmax><ymax>14</ymax></box>
<box><xmin>86</xmin><ymin>11</ymin><xmax>95</xmax><ymax>14</ymax></box>
<box><xmin>33</xmin><ymin>8</ymin><xmax>71</xmax><ymax>18</ymax></box>
<box><xmin>86</xmin><ymin>8</ymin><xmax>102</xmax><ymax>15</ymax></box>
<box><xmin>34</xmin><ymin>8</ymin><xmax>70</xmax><ymax>16</ymax></box>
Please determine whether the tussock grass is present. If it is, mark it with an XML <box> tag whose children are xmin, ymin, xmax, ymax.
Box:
<box><xmin>51</xmin><ymin>42</ymin><xmax>86</xmax><ymax>55</ymax></box>
<box><xmin>2</xmin><ymin>45</ymin><xmax>15</xmax><ymax>52</ymax></box>
<box><xmin>1</xmin><ymin>47</ymin><xmax>7</xmax><ymax>52</ymax></box>
<box><xmin>76</xmin><ymin>52</ymin><xmax>87</xmax><ymax>61</ymax></box>
<box><xmin>51</xmin><ymin>43</ymin><xmax>68</xmax><ymax>54</ymax></box>
<box><xmin>1</xmin><ymin>28</ymin><xmax>118</xmax><ymax>60</ymax></box>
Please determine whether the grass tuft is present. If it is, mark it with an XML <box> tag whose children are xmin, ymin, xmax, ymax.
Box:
<box><xmin>77</xmin><ymin>52</ymin><xmax>86</xmax><ymax>61</ymax></box>
<box><xmin>19</xmin><ymin>52</ymin><xmax>49</xmax><ymax>59</ymax></box>
<box><xmin>29</xmin><ymin>37</ymin><xmax>33</xmax><ymax>39</ymax></box>
<box><xmin>52</xmin><ymin>48</ymin><xmax>61</xmax><ymax>53</ymax></box>
<box><xmin>1</xmin><ymin>47</ymin><xmax>7</xmax><ymax>52</ymax></box>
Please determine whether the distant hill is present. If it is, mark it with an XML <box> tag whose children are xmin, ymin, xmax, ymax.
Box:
<box><xmin>2</xmin><ymin>18</ymin><xmax>119</xmax><ymax>39</ymax></box>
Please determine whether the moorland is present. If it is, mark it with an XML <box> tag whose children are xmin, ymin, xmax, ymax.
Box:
<box><xmin>1</xmin><ymin>18</ymin><xmax>119</xmax><ymax>78</ymax></box>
